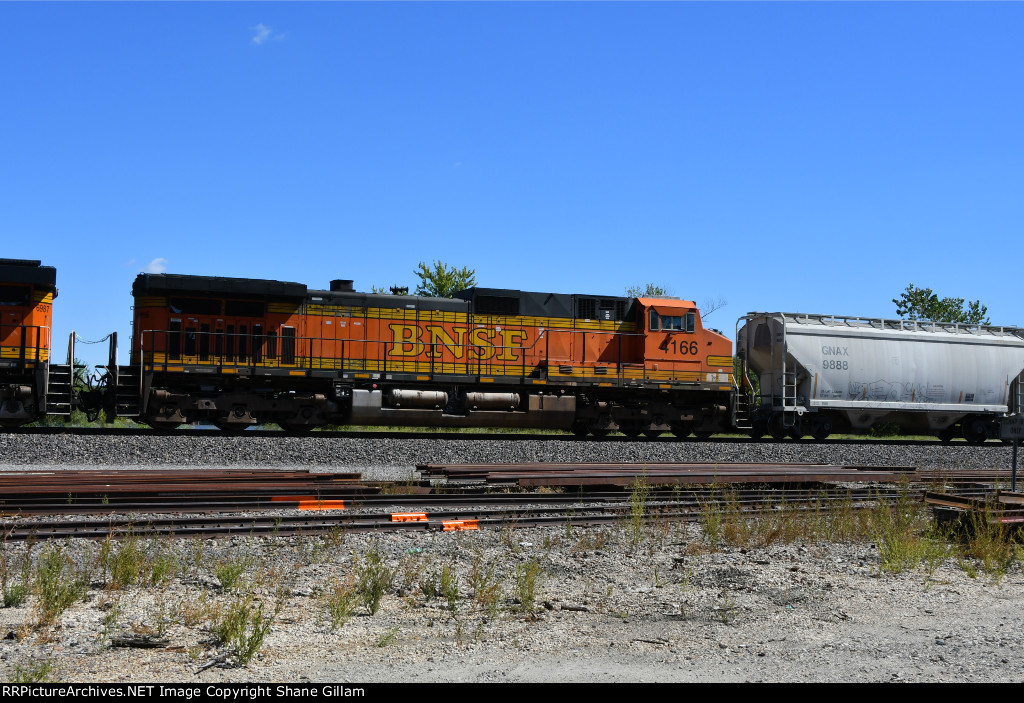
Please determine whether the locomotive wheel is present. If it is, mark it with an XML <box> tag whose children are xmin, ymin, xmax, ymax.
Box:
<box><xmin>590</xmin><ymin>429</ymin><xmax>610</xmax><ymax>439</ymax></box>
<box><xmin>670</xmin><ymin>422</ymin><xmax>693</xmax><ymax>439</ymax></box>
<box><xmin>212</xmin><ymin>422</ymin><xmax>246</xmax><ymax>435</ymax></box>
<box><xmin>146</xmin><ymin>419</ymin><xmax>182</xmax><ymax>431</ymax></box>
<box><xmin>619</xmin><ymin>422</ymin><xmax>644</xmax><ymax>439</ymax></box>
<box><xmin>643</xmin><ymin>430</ymin><xmax>664</xmax><ymax>438</ymax></box>
<box><xmin>570</xmin><ymin>420</ymin><xmax>589</xmax><ymax>437</ymax></box>
<box><xmin>280</xmin><ymin>423</ymin><xmax>314</xmax><ymax>436</ymax></box>
<box><xmin>748</xmin><ymin>429</ymin><xmax>765</xmax><ymax>440</ymax></box>
<box><xmin>694</xmin><ymin>431</ymin><xmax>713</xmax><ymax>440</ymax></box>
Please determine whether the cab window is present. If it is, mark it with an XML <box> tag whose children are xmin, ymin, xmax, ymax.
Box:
<box><xmin>0</xmin><ymin>285</ymin><xmax>29</xmax><ymax>306</ymax></box>
<box><xmin>649</xmin><ymin>310</ymin><xmax>696</xmax><ymax>332</ymax></box>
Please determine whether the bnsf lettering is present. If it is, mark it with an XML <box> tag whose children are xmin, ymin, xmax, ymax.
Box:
<box><xmin>388</xmin><ymin>324</ymin><xmax>528</xmax><ymax>360</ymax></box>
<box><xmin>821</xmin><ymin>345</ymin><xmax>848</xmax><ymax>356</ymax></box>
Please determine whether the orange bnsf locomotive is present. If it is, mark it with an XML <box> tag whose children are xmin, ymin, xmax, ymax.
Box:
<box><xmin>0</xmin><ymin>259</ymin><xmax>74</xmax><ymax>427</ymax></box>
<box><xmin>97</xmin><ymin>273</ymin><xmax>736</xmax><ymax>435</ymax></box>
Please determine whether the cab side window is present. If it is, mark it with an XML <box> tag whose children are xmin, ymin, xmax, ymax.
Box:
<box><xmin>649</xmin><ymin>309</ymin><xmax>659</xmax><ymax>331</ymax></box>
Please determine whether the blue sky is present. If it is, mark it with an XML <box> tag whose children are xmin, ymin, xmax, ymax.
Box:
<box><xmin>2</xmin><ymin>2</ymin><xmax>1021</xmax><ymax>367</ymax></box>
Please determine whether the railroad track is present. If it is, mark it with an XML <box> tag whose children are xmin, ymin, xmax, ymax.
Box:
<box><xmin>1</xmin><ymin>425</ymin><xmax>1008</xmax><ymax>446</ymax></box>
<box><xmin>0</xmin><ymin>462</ymin><xmax>1008</xmax><ymax>541</ymax></box>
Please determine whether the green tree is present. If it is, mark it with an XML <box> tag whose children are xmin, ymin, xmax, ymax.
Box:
<box><xmin>414</xmin><ymin>261</ymin><xmax>477</xmax><ymax>298</ymax></box>
<box><xmin>625</xmin><ymin>284</ymin><xmax>669</xmax><ymax>297</ymax></box>
<box><xmin>893</xmin><ymin>284</ymin><xmax>990</xmax><ymax>325</ymax></box>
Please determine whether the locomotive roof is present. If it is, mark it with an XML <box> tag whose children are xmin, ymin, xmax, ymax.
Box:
<box><xmin>133</xmin><ymin>273</ymin><xmax>307</xmax><ymax>299</ymax></box>
<box><xmin>307</xmin><ymin>288</ymin><xmax>470</xmax><ymax>313</ymax></box>
<box><xmin>0</xmin><ymin>259</ymin><xmax>57</xmax><ymax>289</ymax></box>
<box><xmin>454</xmin><ymin>287</ymin><xmax>635</xmax><ymax>320</ymax></box>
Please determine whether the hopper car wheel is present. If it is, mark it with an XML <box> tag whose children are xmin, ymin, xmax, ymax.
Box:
<box><xmin>812</xmin><ymin>420</ymin><xmax>832</xmax><ymax>441</ymax></box>
<box><xmin>748</xmin><ymin>429</ymin><xmax>765</xmax><ymax>440</ymax></box>
<box><xmin>937</xmin><ymin>428</ymin><xmax>955</xmax><ymax>443</ymax></box>
<box><xmin>767</xmin><ymin>413</ymin><xmax>787</xmax><ymax>441</ymax></box>
<box><xmin>788</xmin><ymin>427</ymin><xmax>804</xmax><ymax>440</ymax></box>
<box><xmin>670</xmin><ymin>422</ymin><xmax>693</xmax><ymax>439</ymax></box>
<box><xmin>962</xmin><ymin>418</ymin><xmax>988</xmax><ymax>445</ymax></box>
<box><xmin>570</xmin><ymin>420</ymin><xmax>589</xmax><ymax>437</ymax></box>
<box><xmin>620</xmin><ymin>422</ymin><xmax>643</xmax><ymax>439</ymax></box>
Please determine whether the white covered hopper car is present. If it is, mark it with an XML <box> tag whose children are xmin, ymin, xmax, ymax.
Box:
<box><xmin>735</xmin><ymin>312</ymin><xmax>1024</xmax><ymax>442</ymax></box>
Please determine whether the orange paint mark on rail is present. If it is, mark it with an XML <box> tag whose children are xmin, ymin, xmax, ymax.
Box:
<box><xmin>442</xmin><ymin>519</ymin><xmax>479</xmax><ymax>532</ymax></box>
<box><xmin>391</xmin><ymin>512</ymin><xmax>428</xmax><ymax>522</ymax></box>
<box><xmin>271</xmin><ymin>495</ymin><xmax>346</xmax><ymax>511</ymax></box>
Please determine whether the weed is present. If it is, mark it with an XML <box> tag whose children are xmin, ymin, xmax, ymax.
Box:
<box><xmin>178</xmin><ymin>589</ymin><xmax>215</xmax><ymax>627</ymax></box>
<box><xmin>149</xmin><ymin>549</ymin><xmax>179</xmax><ymax>587</ymax></box>
<box><xmin>699</xmin><ymin>495</ymin><xmax>724</xmax><ymax>550</ymax></box>
<box><xmin>870</xmin><ymin>484</ymin><xmax>928</xmax><ymax>574</ymax></box>
<box><xmin>9</xmin><ymin>658</ymin><xmax>56</xmax><ymax>683</ymax></box>
<box><xmin>323</xmin><ymin>575</ymin><xmax>359</xmax><ymax>631</ymax></box>
<box><xmin>513</xmin><ymin>558</ymin><xmax>542</xmax><ymax>613</ymax></box>
<box><xmin>356</xmin><ymin>544</ymin><xmax>395</xmax><ymax>615</ymax></box>
<box><xmin>215</xmin><ymin>556</ymin><xmax>250</xmax><ymax>592</ymax></box>
<box><xmin>716</xmin><ymin>591</ymin><xmax>737</xmax><ymax>625</ymax></box>
<box><xmin>4</xmin><ymin>584</ymin><xmax>28</xmax><ymax>608</ymax></box>
<box><xmin>35</xmin><ymin>545</ymin><xmax>89</xmax><ymax>625</ymax></box>
<box><xmin>211</xmin><ymin>593</ymin><xmax>275</xmax><ymax>666</ymax></box>
<box><xmin>440</xmin><ymin>563</ymin><xmax>460</xmax><ymax>616</ymax></box>
<box><xmin>629</xmin><ymin>476</ymin><xmax>652</xmax><ymax>546</ymax></box>
<box><xmin>100</xmin><ymin>600</ymin><xmax>122</xmax><ymax>645</ymax></box>
<box><xmin>103</xmin><ymin>533</ymin><xmax>148</xmax><ymax>590</ymax></box>
<box><xmin>399</xmin><ymin>552</ymin><xmax>428</xmax><ymax>593</ymax></box>
<box><xmin>959</xmin><ymin>508</ymin><xmax>1019</xmax><ymax>583</ymax></box>
<box><xmin>469</xmin><ymin>554</ymin><xmax>502</xmax><ymax>617</ymax></box>
<box><xmin>377</xmin><ymin>625</ymin><xmax>399</xmax><ymax>648</ymax></box>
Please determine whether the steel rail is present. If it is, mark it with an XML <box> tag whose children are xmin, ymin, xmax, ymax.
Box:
<box><xmin>1</xmin><ymin>425</ymin><xmax>1009</xmax><ymax>446</ymax></box>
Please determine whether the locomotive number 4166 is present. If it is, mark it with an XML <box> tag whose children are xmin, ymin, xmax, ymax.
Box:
<box><xmin>659</xmin><ymin>339</ymin><xmax>699</xmax><ymax>355</ymax></box>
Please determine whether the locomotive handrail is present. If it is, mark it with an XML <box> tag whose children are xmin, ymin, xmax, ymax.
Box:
<box><xmin>134</xmin><ymin>326</ymin><xmax>653</xmax><ymax>383</ymax></box>
<box><xmin>0</xmin><ymin>323</ymin><xmax>50</xmax><ymax>368</ymax></box>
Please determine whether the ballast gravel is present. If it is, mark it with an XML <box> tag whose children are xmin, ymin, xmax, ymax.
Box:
<box><xmin>0</xmin><ymin>434</ymin><xmax>1022</xmax><ymax>683</ymax></box>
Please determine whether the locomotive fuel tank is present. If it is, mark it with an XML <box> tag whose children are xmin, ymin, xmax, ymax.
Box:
<box><xmin>737</xmin><ymin>312</ymin><xmax>1024</xmax><ymax>441</ymax></box>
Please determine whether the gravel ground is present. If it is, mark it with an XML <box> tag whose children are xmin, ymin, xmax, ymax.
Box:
<box><xmin>0</xmin><ymin>434</ymin><xmax>1022</xmax><ymax>683</ymax></box>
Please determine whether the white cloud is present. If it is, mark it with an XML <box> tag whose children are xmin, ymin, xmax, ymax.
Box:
<box><xmin>251</xmin><ymin>23</ymin><xmax>272</xmax><ymax>45</ymax></box>
<box><xmin>144</xmin><ymin>258</ymin><xmax>168</xmax><ymax>274</ymax></box>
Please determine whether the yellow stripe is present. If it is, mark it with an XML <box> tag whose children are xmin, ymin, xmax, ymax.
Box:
<box><xmin>707</xmin><ymin>355</ymin><xmax>733</xmax><ymax>367</ymax></box>
<box><xmin>304</xmin><ymin>305</ymin><xmax>638</xmax><ymax>333</ymax></box>
<box><xmin>0</xmin><ymin>346</ymin><xmax>49</xmax><ymax>361</ymax></box>
<box><xmin>267</xmin><ymin>302</ymin><xmax>299</xmax><ymax>314</ymax></box>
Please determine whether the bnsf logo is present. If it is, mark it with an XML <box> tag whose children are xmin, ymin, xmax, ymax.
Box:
<box><xmin>389</xmin><ymin>324</ymin><xmax>528</xmax><ymax>360</ymax></box>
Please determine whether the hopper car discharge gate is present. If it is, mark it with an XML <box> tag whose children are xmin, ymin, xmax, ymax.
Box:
<box><xmin>736</xmin><ymin>312</ymin><xmax>1024</xmax><ymax>442</ymax></box>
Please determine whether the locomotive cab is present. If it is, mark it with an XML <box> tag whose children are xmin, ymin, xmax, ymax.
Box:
<box><xmin>0</xmin><ymin>259</ymin><xmax>73</xmax><ymax>427</ymax></box>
